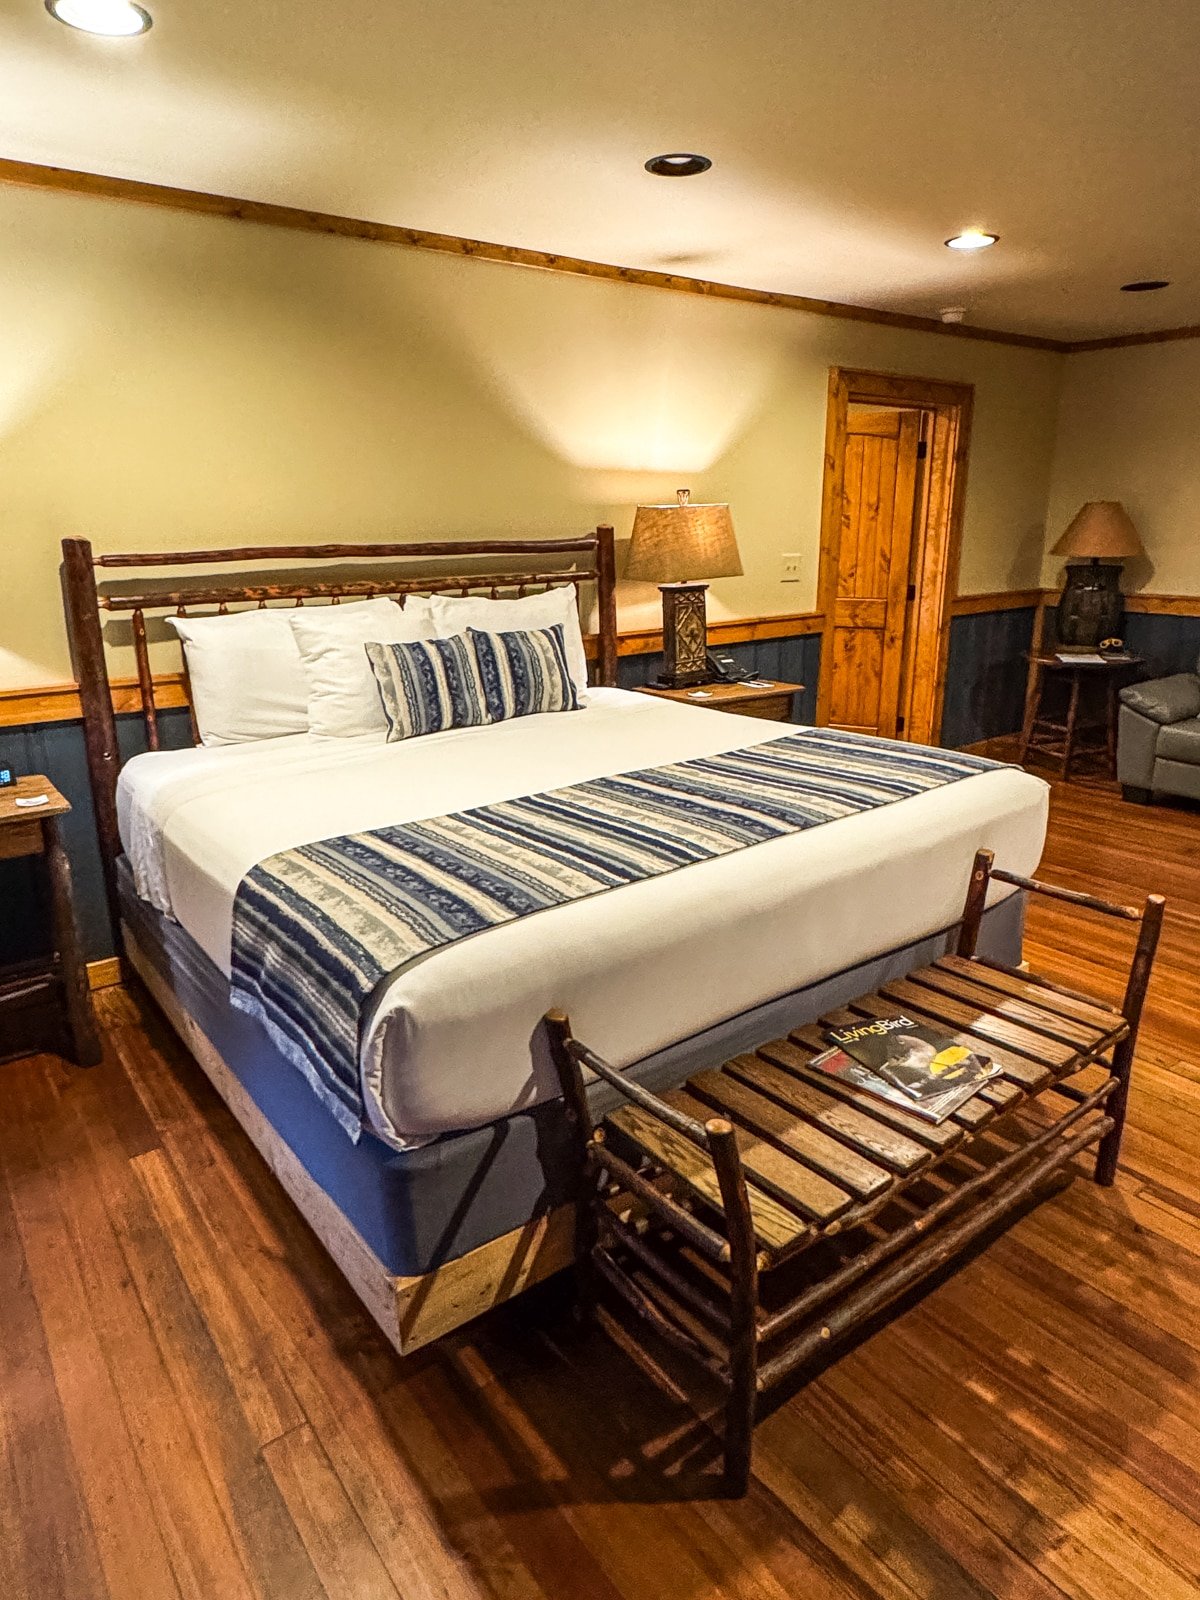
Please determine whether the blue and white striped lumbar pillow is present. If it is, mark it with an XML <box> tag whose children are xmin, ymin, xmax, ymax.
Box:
<box><xmin>365</xmin><ymin>633</ymin><xmax>494</xmax><ymax>741</ymax></box>
<box><xmin>469</xmin><ymin>624</ymin><xmax>580</xmax><ymax>721</ymax></box>
<box><xmin>366</xmin><ymin>624</ymin><xmax>579</xmax><ymax>741</ymax></box>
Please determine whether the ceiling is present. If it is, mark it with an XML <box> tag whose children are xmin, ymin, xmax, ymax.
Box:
<box><xmin>2</xmin><ymin>0</ymin><xmax>1198</xmax><ymax>341</ymax></box>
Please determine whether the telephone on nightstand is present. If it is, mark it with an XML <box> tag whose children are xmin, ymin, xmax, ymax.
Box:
<box><xmin>706</xmin><ymin>651</ymin><xmax>756</xmax><ymax>684</ymax></box>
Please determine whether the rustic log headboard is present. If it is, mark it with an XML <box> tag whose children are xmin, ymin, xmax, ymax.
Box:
<box><xmin>61</xmin><ymin>528</ymin><xmax>617</xmax><ymax>931</ymax></box>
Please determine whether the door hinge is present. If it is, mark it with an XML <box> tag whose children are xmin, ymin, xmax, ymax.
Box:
<box><xmin>916</xmin><ymin>439</ymin><xmax>928</xmax><ymax>460</ymax></box>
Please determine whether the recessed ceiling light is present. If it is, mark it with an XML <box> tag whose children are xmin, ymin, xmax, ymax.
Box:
<box><xmin>644</xmin><ymin>153</ymin><xmax>712</xmax><ymax>178</ymax></box>
<box><xmin>945</xmin><ymin>229</ymin><xmax>999</xmax><ymax>251</ymax></box>
<box><xmin>46</xmin><ymin>0</ymin><xmax>152</xmax><ymax>36</ymax></box>
<box><xmin>1120</xmin><ymin>279</ymin><xmax>1170</xmax><ymax>292</ymax></box>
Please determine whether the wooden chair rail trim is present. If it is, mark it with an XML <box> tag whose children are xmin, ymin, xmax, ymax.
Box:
<box><xmin>0</xmin><ymin>157</ymin><xmax>1068</xmax><ymax>354</ymax></box>
<box><xmin>24</xmin><ymin>582</ymin><xmax>1190</xmax><ymax>728</ymax></box>
<box><xmin>950</xmin><ymin>589</ymin><xmax>1044</xmax><ymax>616</ymax></box>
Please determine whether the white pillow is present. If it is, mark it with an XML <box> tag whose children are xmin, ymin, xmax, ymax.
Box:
<box><xmin>429</xmin><ymin>587</ymin><xmax>589</xmax><ymax>692</ymax></box>
<box><xmin>289</xmin><ymin>596</ymin><xmax>438</xmax><ymax>738</ymax></box>
<box><xmin>167</xmin><ymin>609</ymin><xmax>309</xmax><ymax>746</ymax></box>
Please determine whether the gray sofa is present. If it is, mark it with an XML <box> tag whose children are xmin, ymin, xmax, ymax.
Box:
<box><xmin>1118</xmin><ymin>657</ymin><xmax>1200</xmax><ymax>803</ymax></box>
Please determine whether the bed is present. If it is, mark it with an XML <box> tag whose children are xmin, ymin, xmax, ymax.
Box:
<box><xmin>62</xmin><ymin>533</ymin><xmax>1049</xmax><ymax>1351</ymax></box>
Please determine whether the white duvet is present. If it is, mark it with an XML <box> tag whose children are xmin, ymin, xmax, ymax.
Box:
<box><xmin>117</xmin><ymin>688</ymin><xmax>1049</xmax><ymax>1148</ymax></box>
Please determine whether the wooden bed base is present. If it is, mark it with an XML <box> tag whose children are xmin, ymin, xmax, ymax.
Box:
<box><xmin>125</xmin><ymin>925</ymin><xmax>575</xmax><ymax>1353</ymax></box>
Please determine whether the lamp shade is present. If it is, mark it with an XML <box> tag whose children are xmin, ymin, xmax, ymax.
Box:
<box><xmin>625</xmin><ymin>489</ymin><xmax>743</xmax><ymax>583</ymax></box>
<box><xmin>1051</xmin><ymin>501</ymin><xmax>1144</xmax><ymax>561</ymax></box>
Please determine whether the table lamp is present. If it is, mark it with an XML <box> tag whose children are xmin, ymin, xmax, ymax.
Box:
<box><xmin>1051</xmin><ymin>501</ymin><xmax>1144</xmax><ymax>647</ymax></box>
<box><xmin>625</xmin><ymin>489</ymin><xmax>742</xmax><ymax>687</ymax></box>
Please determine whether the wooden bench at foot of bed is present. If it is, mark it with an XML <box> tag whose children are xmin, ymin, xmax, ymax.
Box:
<box><xmin>545</xmin><ymin>849</ymin><xmax>1165</xmax><ymax>1497</ymax></box>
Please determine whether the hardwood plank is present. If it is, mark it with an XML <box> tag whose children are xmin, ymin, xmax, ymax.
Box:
<box><xmin>133</xmin><ymin>1146</ymin><xmax>306</xmax><ymax>1447</ymax></box>
<box><xmin>827</xmin><ymin>1313</ymin><xmax>1196</xmax><ymax>1600</ymax></box>
<box><xmin>1</xmin><ymin>1067</ymin><xmax>184</xmax><ymax>1600</ymax></box>
<box><xmin>0</xmin><ymin>1069</ymin><xmax>108</xmax><ymax>1600</ymax></box>
<box><xmin>605</xmin><ymin>1104</ymin><xmax>807</xmax><ymax>1255</ymax></box>
<box><xmin>54</xmin><ymin>1092</ymin><xmax>261</xmax><ymax>1600</ymax></box>
<box><xmin>809</xmin><ymin>1349</ymin><xmax>1116</xmax><ymax>1600</ymax></box>
<box><xmin>446</xmin><ymin>1331</ymin><xmax>860</xmax><ymax>1600</ymax></box>
<box><xmin>262</xmin><ymin>1424</ymin><xmax>404</xmax><ymax>1600</ymax></box>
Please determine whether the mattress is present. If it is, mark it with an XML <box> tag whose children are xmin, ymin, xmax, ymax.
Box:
<box><xmin>117</xmin><ymin>687</ymin><xmax>1050</xmax><ymax>1148</ymax></box>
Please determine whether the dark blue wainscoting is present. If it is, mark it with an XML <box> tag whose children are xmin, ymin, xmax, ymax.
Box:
<box><xmin>1122</xmin><ymin>611</ymin><xmax>1200</xmax><ymax>678</ymax></box>
<box><xmin>0</xmin><ymin>607</ymin><xmax>1049</xmax><ymax>970</ymax></box>
<box><xmin>941</xmin><ymin>607</ymin><xmax>1037</xmax><ymax>750</ymax></box>
<box><xmin>0</xmin><ymin>707</ymin><xmax>193</xmax><ymax>967</ymax></box>
<box><xmin>617</xmin><ymin>634</ymin><xmax>821</xmax><ymax>725</ymax></box>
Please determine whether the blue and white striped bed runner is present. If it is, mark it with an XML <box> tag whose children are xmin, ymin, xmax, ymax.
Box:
<box><xmin>229</xmin><ymin>728</ymin><xmax>998</xmax><ymax>1139</ymax></box>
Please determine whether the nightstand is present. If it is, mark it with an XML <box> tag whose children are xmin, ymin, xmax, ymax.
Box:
<box><xmin>1019</xmin><ymin>653</ymin><xmax>1144</xmax><ymax>780</ymax></box>
<box><xmin>0</xmin><ymin>776</ymin><xmax>101</xmax><ymax>1067</ymax></box>
<box><xmin>633</xmin><ymin>679</ymin><xmax>804</xmax><ymax>722</ymax></box>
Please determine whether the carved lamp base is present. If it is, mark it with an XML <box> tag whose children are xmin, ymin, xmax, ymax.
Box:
<box><xmin>656</xmin><ymin>582</ymin><xmax>710</xmax><ymax>688</ymax></box>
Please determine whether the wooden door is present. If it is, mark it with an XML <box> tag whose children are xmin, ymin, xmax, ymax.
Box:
<box><xmin>824</xmin><ymin>407</ymin><xmax>922</xmax><ymax>737</ymax></box>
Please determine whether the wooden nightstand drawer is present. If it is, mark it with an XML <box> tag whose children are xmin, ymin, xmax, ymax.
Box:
<box><xmin>633</xmin><ymin>680</ymin><xmax>803</xmax><ymax>722</ymax></box>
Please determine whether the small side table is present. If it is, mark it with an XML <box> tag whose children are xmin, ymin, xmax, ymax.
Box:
<box><xmin>1019</xmin><ymin>654</ymin><xmax>1144</xmax><ymax>780</ymax></box>
<box><xmin>634</xmin><ymin>679</ymin><xmax>804</xmax><ymax>722</ymax></box>
<box><xmin>0</xmin><ymin>777</ymin><xmax>101</xmax><ymax>1067</ymax></box>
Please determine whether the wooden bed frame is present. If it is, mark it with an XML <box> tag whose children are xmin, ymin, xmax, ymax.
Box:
<box><xmin>60</xmin><ymin>530</ymin><xmax>616</xmax><ymax>1351</ymax></box>
<box><xmin>62</xmin><ymin>530</ymin><xmax>618</xmax><ymax>936</ymax></box>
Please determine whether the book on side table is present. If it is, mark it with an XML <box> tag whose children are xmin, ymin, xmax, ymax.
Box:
<box><xmin>814</xmin><ymin>1014</ymin><xmax>999</xmax><ymax>1123</ymax></box>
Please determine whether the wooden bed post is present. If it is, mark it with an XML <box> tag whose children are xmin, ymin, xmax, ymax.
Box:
<box><xmin>544</xmin><ymin>1010</ymin><xmax>601</xmax><ymax>1320</ymax></box>
<box><xmin>595</xmin><ymin>524</ymin><xmax>618</xmax><ymax>688</ymax></box>
<box><xmin>1094</xmin><ymin>892</ymin><xmax>1165</xmax><ymax>1186</ymax></box>
<box><xmin>61</xmin><ymin>537</ymin><xmax>123</xmax><ymax>942</ymax></box>
<box><xmin>707</xmin><ymin>1119</ymin><xmax>759</xmax><ymax>1498</ymax></box>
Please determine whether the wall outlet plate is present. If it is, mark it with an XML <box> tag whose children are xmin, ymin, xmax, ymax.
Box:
<box><xmin>780</xmin><ymin>553</ymin><xmax>802</xmax><ymax>582</ymax></box>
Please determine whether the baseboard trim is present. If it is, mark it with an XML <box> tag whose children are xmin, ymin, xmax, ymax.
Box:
<box><xmin>88</xmin><ymin>956</ymin><xmax>123</xmax><ymax>990</ymax></box>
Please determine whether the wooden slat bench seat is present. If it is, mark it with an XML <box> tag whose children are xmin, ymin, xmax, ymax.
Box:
<box><xmin>546</xmin><ymin>849</ymin><xmax>1165</xmax><ymax>1496</ymax></box>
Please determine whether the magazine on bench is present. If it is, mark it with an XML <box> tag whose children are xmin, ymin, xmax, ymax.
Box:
<box><xmin>815</xmin><ymin>1015</ymin><xmax>1000</xmax><ymax>1123</ymax></box>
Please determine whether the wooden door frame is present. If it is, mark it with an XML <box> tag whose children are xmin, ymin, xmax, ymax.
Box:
<box><xmin>815</xmin><ymin>367</ymin><xmax>974</xmax><ymax>744</ymax></box>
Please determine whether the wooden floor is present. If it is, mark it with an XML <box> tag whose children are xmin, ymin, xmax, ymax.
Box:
<box><xmin>3</xmin><ymin>774</ymin><xmax>1199</xmax><ymax>1600</ymax></box>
